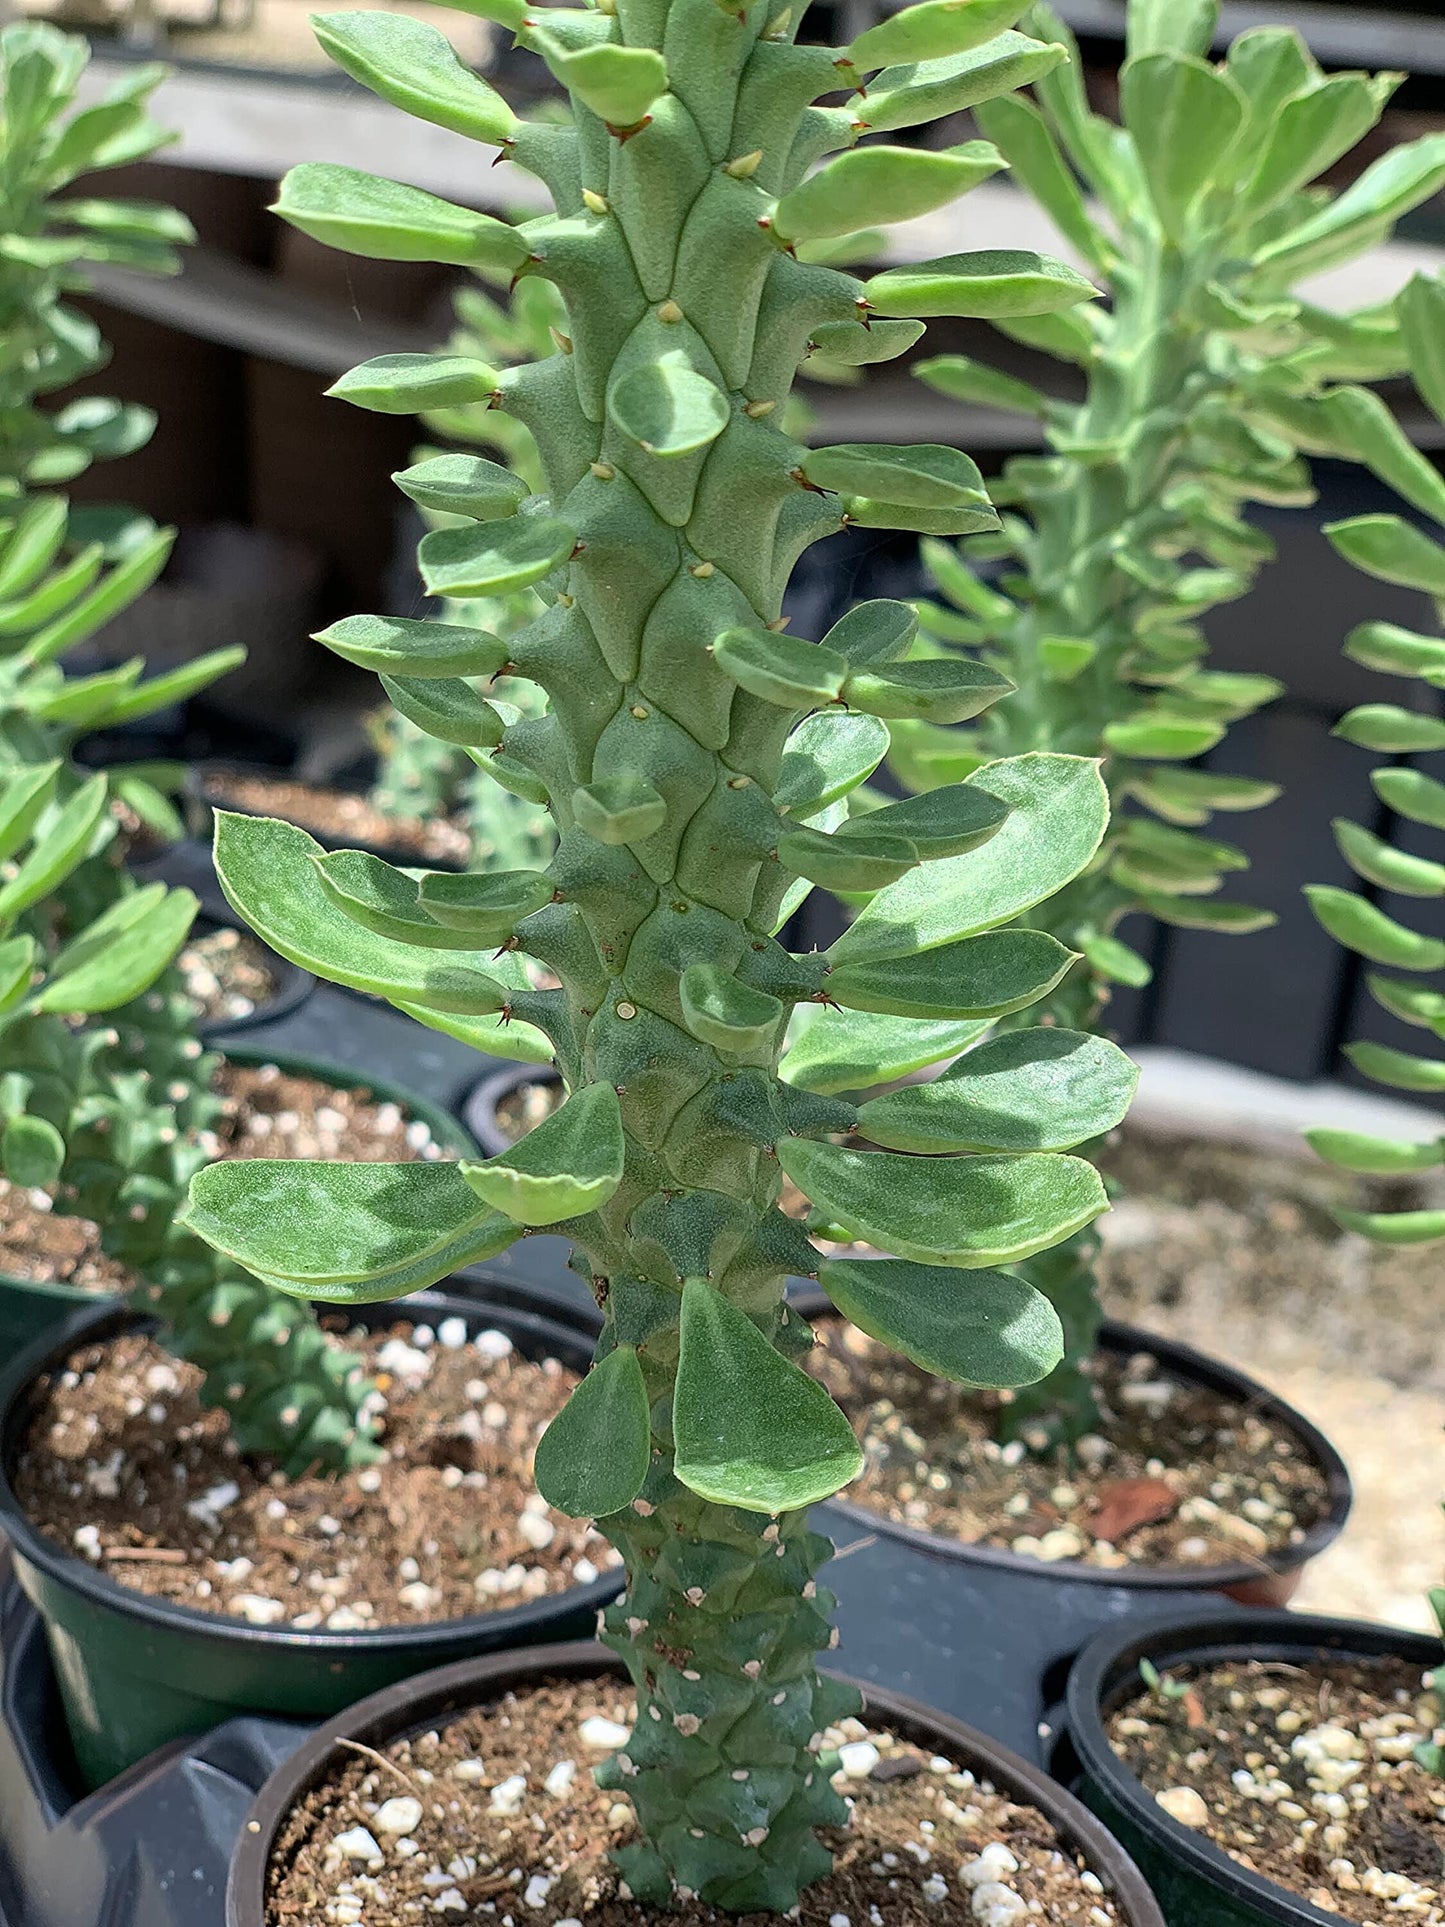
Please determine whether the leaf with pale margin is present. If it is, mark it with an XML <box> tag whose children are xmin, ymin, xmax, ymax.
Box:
<box><xmin>817</xmin><ymin>1258</ymin><xmax>1062</xmax><ymax>1387</ymax></box>
<box><xmin>534</xmin><ymin>1345</ymin><xmax>651</xmax><ymax>1519</ymax></box>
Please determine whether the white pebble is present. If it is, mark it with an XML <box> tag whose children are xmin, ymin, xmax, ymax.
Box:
<box><xmin>376</xmin><ymin>1338</ymin><xmax>432</xmax><ymax>1379</ymax></box>
<box><xmin>475</xmin><ymin>1329</ymin><xmax>514</xmax><ymax>1361</ymax></box>
<box><xmin>231</xmin><ymin>1594</ymin><xmax>285</xmax><ymax>1625</ymax></box>
<box><xmin>574</xmin><ymin>1558</ymin><xmax>598</xmax><ymax>1585</ymax></box>
<box><xmin>837</xmin><ymin>1740</ymin><xmax>880</xmax><ymax>1779</ymax></box>
<box><xmin>580</xmin><ymin>1716</ymin><xmax>630</xmax><ymax>1748</ymax></box>
<box><xmin>374</xmin><ymin>1796</ymin><xmax>424</xmax><ymax>1836</ymax></box>
<box><xmin>519</xmin><ymin>1513</ymin><xmax>556</xmax><ymax>1552</ymax></box>
<box><xmin>438</xmin><ymin>1317</ymin><xmax>469</xmax><ymax>1350</ymax></box>
<box><xmin>922</xmin><ymin>1875</ymin><xmax>948</xmax><ymax>1902</ymax></box>
<box><xmin>489</xmin><ymin>1774</ymin><xmax>527</xmax><ymax>1813</ymax></box>
<box><xmin>830</xmin><ymin>1915</ymin><xmax>852</xmax><ymax>1927</ymax></box>
<box><xmin>544</xmin><ymin>1759</ymin><xmax>577</xmax><ymax>1796</ymax></box>
<box><xmin>1156</xmin><ymin>1785</ymin><xmax>1209</xmax><ymax>1828</ymax></box>
<box><xmin>73</xmin><ymin>1525</ymin><xmax>102</xmax><ymax>1561</ymax></box>
<box><xmin>970</xmin><ymin>1883</ymin><xmax>1026</xmax><ymax>1925</ymax></box>
<box><xmin>523</xmin><ymin>1874</ymin><xmax>555</xmax><ymax>1908</ymax></box>
<box><xmin>961</xmin><ymin>1845</ymin><xmax>1018</xmax><ymax>1889</ymax></box>
<box><xmin>399</xmin><ymin>1581</ymin><xmax>441</xmax><ymax>1613</ymax></box>
<box><xmin>451</xmin><ymin>1759</ymin><xmax>486</xmax><ymax>1782</ymax></box>
<box><xmin>329</xmin><ymin>1828</ymin><xmax>382</xmax><ymax>1864</ymax></box>
<box><xmin>432</xmin><ymin>1889</ymin><xmax>467</xmax><ymax>1913</ymax></box>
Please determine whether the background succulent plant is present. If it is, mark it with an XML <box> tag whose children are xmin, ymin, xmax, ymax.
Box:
<box><xmin>879</xmin><ymin>0</ymin><xmax>1445</xmax><ymax>1444</ymax></box>
<box><xmin>180</xmin><ymin>0</ymin><xmax>1151</xmax><ymax>1904</ymax></box>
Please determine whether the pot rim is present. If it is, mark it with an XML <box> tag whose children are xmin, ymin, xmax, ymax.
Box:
<box><xmin>226</xmin><ymin>1639</ymin><xmax>1167</xmax><ymax>1927</ymax></box>
<box><xmin>1064</xmin><ymin>1608</ymin><xmax>1444</xmax><ymax>1925</ymax></box>
<box><xmin>794</xmin><ymin>1292</ymin><xmax>1351</xmax><ymax>1590</ymax></box>
<box><xmin>190</xmin><ymin>905</ymin><xmax>317</xmax><ymax>1041</ymax></box>
<box><xmin>0</xmin><ymin>1289</ymin><xmax>620</xmax><ymax>1660</ymax></box>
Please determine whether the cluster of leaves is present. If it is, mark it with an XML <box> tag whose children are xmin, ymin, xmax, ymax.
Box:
<box><xmin>177</xmin><ymin>0</ymin><xmax>1154</xmax><ymax>1905</ymax></box>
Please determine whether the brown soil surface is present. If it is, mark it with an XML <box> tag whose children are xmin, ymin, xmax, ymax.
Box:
<box><xmin>180</xmin><ymin>924</ymin><xmax>284</xmax><ymax>1026</ymax></box>
<box><xmin>268</xmin><ymin>1676</ymin><xmax>1128</xmax><ymax>1927</ymax></box>
<box><xmin>494</xmin><ymin>1076</ymin><xmax>564</xmax><ymax>1145</ymax></box>
<box><xmin>1109</xmin><ymin>1653</ymin><xmax>1445</xmax><ymax>1922</ymax></box>
<box><xmin>15</xmin><ymin>1315</ymin><xmax>618</xmax><ymax>1626</ymax></box>
<box><xmin>0</xmin><ymin>1058</ymin><xmax>455</xmax><ymax>1296</ymax></box>
<box><xmin>200</xmin><ymin>769</ymin><xmax>470</xmax><ymax>867</ymax></box>
<box><xmin>807</xmin><ymin>1320</ymin><xmax>1328</xmax><ymax>1572</ymax></box>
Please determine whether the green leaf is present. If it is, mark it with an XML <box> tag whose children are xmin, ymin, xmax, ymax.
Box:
<box><xmin>379</xmin><ymin>674</ymin><xmax>505</xmax><ymax>749</ymax></box>
<box><xmin>827</xmin><ymin>928</ymin><xmax>1076</xmax><ymax>1021</ymax></box>
<box><xmin>1138</xmin><ymin>895</ymin><xmax>1275</xmax><ymax>934</ymax></box>
<box><xmin>824</xmin><ymin>600</ymin><xmax>920</xmax><ymax>668</ymax></box>
<box><xmin>842</xmin><ymin>498</ymin><xmax>1000</xmax><ymax>538</ymax></box>
<box><xmin>1120</xmin><ymin>54</ymin><xmax>1244</xmax><ymax>240</ymax></box>
<box><xmin>534</xmin><ymin>1345</ymin><xmax>651</xmax><ymax>1519</ymax></box>
<box><xmin>673</xmin><ymin>1280</ymin><xmax>862</xmax><ymax>1513</ymax></box>
<box><xmin>864</xmin><ymin>247</ymin><xmax>1098</xmax><ymax>319</ymax></box>
<box><xmin>855</xmin><ymin>1029</ymin><xmax>1137</xmax><ymax>1153</ymax></box>
<box><xmin>182</xmin><ymin>1158</ymin><xmax>516</xmax><ymax>1299</ymax></box>
<box><xmin>316</xmin><ymin>613</ymin><xmax>508</xmax><ymax>678</ymax></box>
<box><xmin>1316</xmin><ymin>388</ymin><xmax>1445</xmax><ymax>526</ymax></box>
<box><xmin>773</xmin><ymin>142</ymin><xmax>1004</xmax><ymax>245</ymax></box>
<box><xmin>1131</xmin><ymin>767</ymin><xmax>1279</xmax><ymax>823</ymax></box>
<box><xmin>802</xmin><ymin>441</ymin><xmax>991</xmax><ymax>514</ymax></box>
<box><xmin>0</xmin><ymin>762</ymin><xmax>59</xmax><ymax>863</ymax></box>
<box><xmin>1399</xmin><ymin>272</ymin><xmax>1445</xmax><ymax>427</ymax></box>
<box><xmin>913</xmin><ymin>352</ymin><xmax>1048</xmax><ymax>416</ymax></box>
<box><xmin>311</xmin><ymin>12</ymin><xmax>517</xmax><ymax>143</ymax></box>
<box><xmin>1103</xmin><ymin>715</ymin><xmax>1225</xmax><ymax>760</ymax></box>
<box><xmin>392</xmin><ymin>453</ymin><xmax>528</xmax><ymax>523</ymax></box>
<box><xmin>1333</xmin><ymin>704</ymin><xmax>1445</xmax><ymax>755</ymax></box>
<box><xmin>393</xmin><ymin>999</ymin><xmax>553</xmax><ymax>1065</ymax></box>
<box><xmin>818</xmin><ymin>1257</ymin><xmax>1062</xmax><ymax>1387</ymax></box>
<box><xmin>1078</xmin><ymin>928</ymin><xmax>1153</xmax><ymax>987</ymax></box>
<box><xmin>1255</xmin><ymin>135</ymin><xmax>1445</xmax><ymax>281</ymax></box>
<box><xmin>843</xmin><ymin>655</ymin><xmax>1012</xmax><ymax>724</ymax></box>
<box><xmin>1345</xmin><ymin>1041</ymin><xmax>1445</xmax><ymax>1095</ymax></box>
<box><xmin>609</xmin><ymin>353</ymin><xmax>729</xmax><ymax>457</ymax></box>
<box><xmin>778</xmin><ymin>825</ymin><xmax>919</xmax><ymax>893</ymax></box>
<box><xmin>1307</xmin><ymin>885</ymin><xmax>1445</xmax><ymax>971</ymax></box>
<box><xmin>1333</xmin><ymin>819</ymin><xmax>1445</xmax><ymax>898</ymax></box>
<box><xmin>832</xmin><ymin>753</ymin><xmax>1109</xmax><ymax>963</ymax></box>
<box><xmin>712</xmin><ymin>627</ymin><xmax>847</xmax><ymax>708</ymax></box>
<box><xmin>1374</xmin><ymin>766</ymin><xmax>1445</xmax><ymax>831</ymax></box>
<box><xmin>37</xmin><ymin>889</ymin><xmax>198</xmax><ymax>1014</ymax></box>
<box><xmin>1305</xmin><ymin>1127</ymin><xmax>1443</xmax><ymax>1178</ymax></box>
<box><xmin>1326</xmin><ymin>514</ymin><xmax>1445</xmax><ymax>598</ymax></box>
<box><xmin>679</xmin><ymin>965</ymin><xmax>783</xmax><ymax>1052</ymax></box>
<box><xmin>0</xmin><ymin>495</ymin><xmax>67</xmax><ymax>600</ymax></box>
<box><xmin>809</xmin><ymin>318</ymin><xmax>926</xmax><ymax>367</ymax></box>
<box><xmin>1332</xmin><ymin>1205</ymin><xmax>1445</xmax><ymax>1247</ymax></box>
<box><xmin>775</xmin><ymin>1138</ymin><xmax>1107</xmax><ymax>1268</ymax></box>
<box><xmin>0</xmin><ymin>935</ymin><xmax>36</xmax><ymax>1016</ymax></box>
<box><xmin>848</xmin><ymin>0</ymin><xmax>1031</xmax><ymax>70</ymax></box>
<box><xmin>1125</xmin><ymin>0</ymin><xmax>1217</xmax><ymax>59</ymax></box>
<box><xmin>572</xmin><ymin>775</ymin><xmax>668</xmax><ymax>844</ymax></box>
<box><xmin>1368</xmin><ymin>973</ymin><xmax>1445</xmax><ymax>1031</ymax></box>
<box><xmin>843</xmin><ymin>782</ymin><xmax>1007</xmax><ymax>858</ymax></box>
<box><xmin>972</xmin><ymin>92</ymin><xmax>1107</xmax><ymax>268</ymax></box>
<box><xmin>22</xmin><ymin>525</ymin><xmax>172</xmax><ymax>663</ymax></box>
<box><xmin>416</xmin><ymin>867</ymin><xmax>554</xmax><ymax>936</ymax></box>
<box><xmin>2</xmin><ymin>1115</ymin><xmax>64</xmax><ymax>1188</ymax></box>
<box><xmin>312</xmin><ymin>849</ymin><xmax>482</xmax><ymax>949</ymax></box>
<box><xmin>1343</xmin><ymin>621</ymin><xmax>1445</xmax><ymax>682</ymax></box>
<box><xmin>460</xmin><ymin>1083</ymin><xmax>623</xmax><ymax>1226</ymax></box>
<box><xmin>853</xmin><ymin>32</ymin><xmax>1068</xmax><ymax>135</ymax></box>
<box><xmin>776</xmin><ymin>711</ymin><xmax>891</xmax><ymax>815</ymax></box>
<box><xmin>781</xmin><ymin>1008</ymin><xmax>991</xmax><ymax>1095</ymax></box>
<box><xmin>329</xmin><ymin>353</ymin><xmax>499</xmax><ymax>414</ymax></box>
<box><xmin>1240</xmin><ymin>74</ymin><xmax>1380</xmax><ymax>216</ymax></box>
<box><xmin>212</xmin><ymin>813</ymin><xmax>514</xmax><ymax>1013</ymax></box>
<box><xmin>419</xmin><ymin>516</ymin><xmax>576</xmax><ymax>598</ymax></box>
<box><xmin>540</xmin><ymin>39</ymin><xmax>667</xmax><ymax>128</ymax></box>
<box><xmin>273</xmin><ymin>163</ymin><xmax>528</xmax><ymax>270</ymax></box>
<box><xmin>0</xmin><ymin>773</ymin><xmax>108</xmax><ymax>920</ymax></box>
<box><xmin>103</xmin><ymin>646</ymin><xmax>247</xmax><ymax>725</ymax></box>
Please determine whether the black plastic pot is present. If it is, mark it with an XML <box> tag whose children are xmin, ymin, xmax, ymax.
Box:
<box><xmin>188</xmin><ymin>908</ymin><xmax>316</xmax><ymax>1043</ymax></box>
<box><xmin>1063</xmin><ymin>1609</ymin><xmax>1444</xmax><ymax>1926</ymax></box>
<box><xmin>0</xmin><ymin>1288</ymin><xmax>620</xmax><ymax>1789</ymax></box>
<box><xmin>227</xmin><ymin>1641</ymin><xmax>1167</xmax><ymax>1927</ymax></box>
<box><xmin>462</xmin><ymin>1057</ymin><xmax>562</xmax><ymax>1157</ymax></box>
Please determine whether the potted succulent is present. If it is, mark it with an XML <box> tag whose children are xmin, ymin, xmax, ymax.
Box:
<box><xmin>176</xmin><ymin>0</ymin><xmax>1173</xmax><ymax>1915</ymax></box>
<box><xmin>1064</xmin><ymin>269</ymin><xmax>1445</xmax><ymax>1927</ymax></box>
<box><xmin>784</xmin><ymin>0</ymin><xmax>1445</xmax><ymax>1601</ymax></box>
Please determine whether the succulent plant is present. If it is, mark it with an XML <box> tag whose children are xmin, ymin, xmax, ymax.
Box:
<box><xmin>885</xmin><ymin>0</ymin><xmax>1445</xmax><ymax>1444</ymax></box>
<box><xmin>1303</xmin><ymin>269</ymin><xmax>1445</xmax><ymax>1772</ymax></box>
<box><xmin>180</xmin><ymin>2</ymin><xmax>1149</xmax><ymax>1904</ymax></box>
<box><xmin>0</xmin><ymin>23</ymin><xmax>244</xmax><ymax>825</ymax></box>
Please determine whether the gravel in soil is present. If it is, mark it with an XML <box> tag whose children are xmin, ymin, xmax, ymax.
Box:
<box><xmin>806</xmin><ymin>1320</ymin><xmax>1329</xmax><ymax>1572</ymax></box>
<box><xmin>1109</xmin><ymin>1654</ymin><xmax>1445</xmax><ymax>1922</ymax></box>
<box><xmin>0</xmin><ymin>1058</ymin><xmax>455</xmax><ymax>1297</ymax></box>
<box><xmin>15</xmin><ymin>1313</ymin><xmax>618</xmax><ymax>1627</ymax></box>
<box><xmin>179</xmin><ymin>924</ymin><xmax>284</xmax><ymax>1026</ymax></box>
<box><xmin>201</xmin><ymin>770</ymin><xmax>470</xmax><ymax>867</ymax></box>
<box><xmin>268</xmin><ymin>1677</ymin><xmax>1126</xmax><ymax>1927</ymax></box>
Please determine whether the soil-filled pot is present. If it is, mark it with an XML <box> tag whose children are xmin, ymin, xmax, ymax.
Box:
<box><xmin>463</xmin><ymin>1058</ymin><xmax>562</xmax><ymax>1157</ymax></box>
<box><xmin>1063</xmin><ymin>1610</ymin><xmax>1445</xmax><ymax>1927</ymax></box>
<box><xmin>0</xmin><ymin>1290</ymin><xmax>621</xmax><ymax>1789</ymax></box>
<box><xmin>185</xmin><ymin>761</ymin><xmax>470</xmax><ymax>871</ymax></box>
<box><xmin>228</xmin><ymin>1642</ymin><xmax>1167</xmax><ymax>1927</ymax></box>
<box><xmin>219</xmin><ymin>1040</ymin><xmax>480</xmax><ymax>1162</ymax></box>
<box><xmin>185</xmin><ymin>910</ymin><xmax>316</xmax><ymax>1043</ymax></box>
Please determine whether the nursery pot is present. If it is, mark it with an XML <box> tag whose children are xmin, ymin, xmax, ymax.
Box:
<box><xmin>797</xmin><ymin>1294</ymin><xmax>1351</xmax><ymax>1611</ymax></box>
<box><xmin>218</xmin><ymin>1039</ymin><xmax>480</xmax><ymax>1162</ymax></box>
<box><xmin>462</xmin><ymin>1058</ymin><xmax>562</xmax><ymax>1157</ymax></box>
<box><xmin>189</xmin><ymin>909</ymin><xmax>316</xmax><ymax>1043</ymax></box>
<box><xmin>1063</xmin><ymin>1609</ymin><xmax>1445</xmax><ymax>1927</ymax></box>
<box><xmin>0</xmin><ymin>1289</ymin><xmax>618</xmax><ymax>1789</ymax></box>
<box><xmin>227</xmin><ymin>1641</ymin><xmax>1167</xmax><ymax>1927</ymax></box>
<box><xmin>184</xmin><ymin>760</ymin><xmax>468</xmax><ymax>872</ymax></box>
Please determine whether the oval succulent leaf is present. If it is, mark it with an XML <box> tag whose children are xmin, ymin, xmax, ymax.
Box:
<box><xmin>534</xmin><ymin>1345</ymin><xmax>652</xmax><ymax>1519</ymax></box>
<box><xmin>1102</xmin><ymin>715</ymin><xmax>1225</xmax><ymax>759</ymax></box>
<box><xmin>713</xmin><ymin>628</ymin><xmax>848</xmax><ymax>708</ymax></box>
<box><xmin>542</xmin><ymin>40</ymin><xmax>667</xmax><ymax>128</ymax></box>
<box><xmin>460</xmin><ymin>1083</ymin><xmax>624</xmax><ymax>1226</ymax></box>
<box><xmin>679</xmin><ymin>964</ymin><xmax>784</xmax><ymax>1053</ymax></box>
<box><xmin>1306</xmin><ymin>884</ymin><xmax>1445</xmax><ymax>971</ymax></box>
<box><xmin>777</xmin><ymin>824</ymin><xmax>919</xmax><ymax>893</ymax></box>
<box><xmin>847</xmin><ymin>0</ymin><xmax>1032</xmax><ymax>71</ymax></box>
<box><xmin>1324</xmin><ymin>514</ymin><xmax>1445</xmax><ymax>597</ymax></box>
<box><xmin>775</xmin><ymin>711</ymin><xmax>891</xmax><ymax>816</ymax></box>
<box><xmin>1120</xmin><ymin>54</ymin><xmax>1245</xmax><ymax>240</ymax></box>
<box><xmin>673</xmin><ymin>1280</ymin><xmax>862</xmax><ymax>1513</ymax></box>
<box><xmin>182</xmin><ymin>1158</ymin><xmax>516</xmax><ymax>1297</ymax></box>
<box><xmin>1345</xmin><ymin>1041</ymin><xmax>1445</xmax><ymax>1095</ymax></box>
<box><xmin>1306</xmin><ymin>1127</ymin><xmax>1444</xmax><ymax>1178</ymax></box>
<box><xmin>802</xmin><ymin>442</ymin><xmax>992</xmax><ymax>513</ymax></box>
<box><xmin>313</xmin><ymin>848</ymin><xmax>490</xmax><ymax>950</ymax></box>
<box><xmin>1333</xmin><ymin>818</ymin><xmax>1445</xmax><ymax>898</ymax></box>
<box><xmin>1374</xmin><ymin>766</ymin><xmax>1445</xmax><ymax>832</ymax></box>
<box><xmin>311</xmin><ymin>12</ymin><xmax>517</xmax><ymax>144</ymax></box>
<box><xmin>816</xmin><ymin>1258</ymin><xmax>1062</xmax><ymax>1387</ymax></box>
<box><xmin>329</xmin><ymin>353</ymin><xmax>499</xmax><ymax>414</ymax></box>
<box><xmin>827</xmin><ymin>928</ymin><xmax>1076</xmax><ymax>1020</ymax></box>
<box><xmin>843</xmin><ymin>655</ymin><xmax>1013</xmax><ymax>724</ymax></box>
<box><xmin>781</xmin><ymin>1008</ymin><xmax>992</xmax><ymax>1096</ymax></box>
<box><xmin>853</xmin><ymin>33</ymin><xmax>1068</xmax><ymax>134</ymax></box>
<box><xmin>391</xmin><ymin>452</ymin><xmax>529</xmax><ymax>523</ymax></box>
<box><xmin>416</xmin><ymin>867</ymin><xmax>554</xmax><ymax>937</ymax></box>
<box><xmin>2</xmin><ymin>1114</ymin><xmax>65</xmax><ymax>1188</ymax></box>
<box><xmin>316</xmin><ymin>613</ymin><xmax>508</xmax><ymax>678</ymax></box>
<box><xmin>0</xmin><ymin>761</ymin><xmax>59</xmax><ymax>863</ymax></box>
<box><xmin>855</xmin><ymin>1030</ymin><xmax>1139</xmax><ymax>1153</ymax></box>
<box><xmin>844</xmin><ymin>782</ymin><xmax>1008</xmax><ymax>859</ymax></box>
<box><xmin>274</xmin><ymin>163</ymin><xmax>529</xmax><ymax>270</ymax></box>
<box><xmin>772</xmin><ymin>142</ymin><xmax>1005</xmax><ymax>245</ymax></box>
<box><xmin>610</xmin><ymin>353</ymin><xmax>729</xmax><ymax>457</ymax></box>
<box><xmin>36</xmin><ymin>891</ymin><xmax>198</xmax><ymax>1015</ymax></box>
<box><xmin>776</xmin><ymin>1138</ymin><xmax>1107</xmax><ymax>1268</ymax></box>
<box><xmin>863</xmin><ymin>248</ymin><xmax>1099</xmax><ymax>319</ymax></box>
<box><xmin>1334</xmin><ymin>703</ymin><xmax>1445</xmax><ymax>756</ymax></box>
<box><xmin>809</xmin><ymin>318</ymin><xmax>926</xmax><ymax>366</ymax></box>
<box><xmin>822</xmin><ymin>600</ymin><xmax>918</xmax><ymax>668</ymax></box>
<box><xmin>379</xmin><ymin>675</ymin><xmax>506</xmax><ymax>749</ymax></box>
<box><xmin>419</xmin><ymin>516</ymin><xmax>576</xmax><ymax>599</ymax></box>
